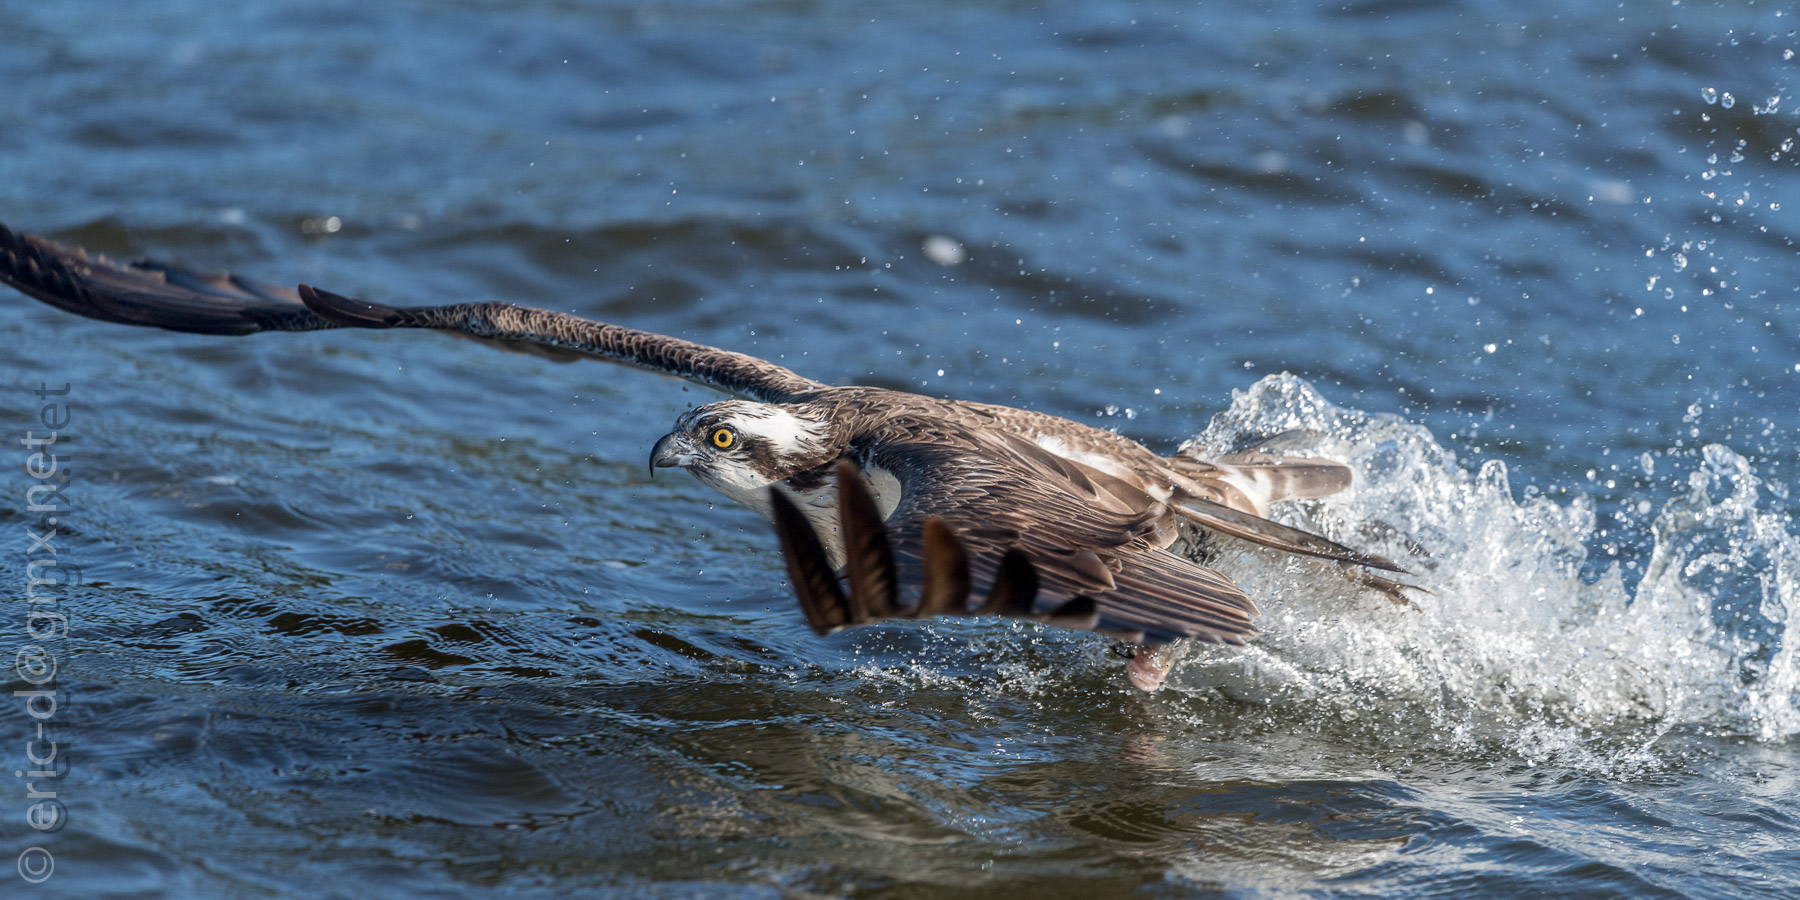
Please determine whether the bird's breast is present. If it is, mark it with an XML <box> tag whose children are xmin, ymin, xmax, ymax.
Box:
<box><xmin>769</xmin><ymin>461</ymin><xmax>903</xmax><ymax>570</ymax></box>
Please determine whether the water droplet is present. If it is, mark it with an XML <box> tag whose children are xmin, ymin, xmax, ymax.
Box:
<box><xmin>921</xmin><ymin>235</ymin><xmax>966</xmax><ymax>266</ymax></box>
<box><xmin>1701</xmin><ymin>87</ymin><xmax>1719</xmax><ymax>104</ymax></box>
<box><xmin>1721</xmin><ymin>92</ymin><xmax>1736</xmax><ymax>109</ymax></box>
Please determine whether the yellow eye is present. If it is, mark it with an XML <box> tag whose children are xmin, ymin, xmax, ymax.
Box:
<box><xmin>710</xmin><ymin>426</ymin><xmax>736</xmax><ymax>449</ymax></box>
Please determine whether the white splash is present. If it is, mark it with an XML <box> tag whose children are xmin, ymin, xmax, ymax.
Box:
<box><xmin>1172</xmin><ymin>374</ymin><xmax>1799</xmax><ymax>759</ymax></box>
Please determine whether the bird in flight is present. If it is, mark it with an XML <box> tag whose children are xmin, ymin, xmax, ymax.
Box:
<box><xmin>1</xmin><ymin>223</ymin><xmax>1413</xmax><ymax>691</ymax></box>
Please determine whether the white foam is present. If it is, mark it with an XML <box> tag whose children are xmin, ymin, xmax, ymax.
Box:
<box><xmin>1169</xmin><ymin>374</ymin><xmax>1799</xmax><ymax>764</ymax></box>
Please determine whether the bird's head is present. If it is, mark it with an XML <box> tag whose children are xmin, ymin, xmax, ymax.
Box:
<box><xmin>649</xmin><ymin>401</ymin><xmax>837</xmax><ymax>506</ymax></box>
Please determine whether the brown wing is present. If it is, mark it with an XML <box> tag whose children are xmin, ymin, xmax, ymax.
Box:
<box><xmin>837</xmin><ymin>388</ymin><xmax>1402</xmax><ymax>575</ymax></box>
<box><xmin>823</xmin><ymin>425</ymin><xmax>1260</xmax><ymax>647</ymax></box>
<box><xmin>1</xmin><ymin>224</ymin><xmax>827</xmax><ymax>403</ymax></box>
<box><xmin>771</xmin><ymin>460</ymin><xmax>1107</xmax><ymax>637</ymax></box>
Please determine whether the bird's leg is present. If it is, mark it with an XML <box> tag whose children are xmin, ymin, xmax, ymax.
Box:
<box><xmin>1341</xmin><ymin>564</ymin><xmax>1427</xmax><ymax>610</ymax></box>
<box><xmin>1123</xmin><ymin>641</ymin><xmax>1192</xmax><ymax>692</ymax></box>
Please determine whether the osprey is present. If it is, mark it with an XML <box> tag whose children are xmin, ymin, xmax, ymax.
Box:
<box><xmin>0</xmin><ymin>224</ymin><xmax>1413</xmax><ymax>691</ymax></box>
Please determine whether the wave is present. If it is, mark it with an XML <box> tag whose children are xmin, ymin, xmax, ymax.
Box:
<box><xmin>1172</xmin><ymin>374</ymin><xmax>1798</xmax><ymax>765</ymax></box>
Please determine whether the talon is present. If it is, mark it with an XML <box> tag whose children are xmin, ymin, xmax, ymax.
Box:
<box><xmin>1125</xmin><ymin>642</ymin><xmax>1191</xmax><ymax>692</ymax></box>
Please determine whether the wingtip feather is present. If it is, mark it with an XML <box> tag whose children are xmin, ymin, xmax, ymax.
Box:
<box><xmin>914</xmin><ymin>518</ymin><xmax>972</xmax><ymax>618</ymax></box>
<box><xmin>977</xmin><ymin>548</ymin><xmax>1039</xmax><ymax>617</ymax></box>
<box><xmin>836</xmin><ymin>459</ymin><xmax>901</xmax><ymax>619</ymax></box>
<box><xmin>768</xmin><ymin>486</ymin><xmax>850</xmax><ymax>635</ymax></box>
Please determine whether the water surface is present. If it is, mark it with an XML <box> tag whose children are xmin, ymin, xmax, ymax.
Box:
<box><xmin>2</xmin><ymin>0</ymin><xmax>1797</xmax><ymax>896</ymax></box>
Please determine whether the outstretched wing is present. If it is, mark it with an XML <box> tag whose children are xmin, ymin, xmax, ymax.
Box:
<box><xmin>777</xmin><ymin>425</ymin><xmax>1262</xmax><ymax>646</ymax></box>
<box><xmin>1</xmin><ymin>224</ymin><xmax>827</xmax><ymax>403</ymax></box>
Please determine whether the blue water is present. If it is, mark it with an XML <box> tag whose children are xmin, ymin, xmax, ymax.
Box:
<box><xmin>2</xmin><ymin>0</ymin><xmax>1797</xmax><ymax>896</ymax></box>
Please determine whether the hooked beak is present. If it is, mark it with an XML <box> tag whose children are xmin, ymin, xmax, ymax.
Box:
<box><xmin>648</xmin><ymin>432</ymin><xmax>695</xmax><ymax>477</ymax></box>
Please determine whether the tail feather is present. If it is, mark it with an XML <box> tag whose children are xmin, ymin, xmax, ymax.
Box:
<box><xmin>1166</xmin><ymin>448</ymin><xmax>1425</xmax><ymax>597</ymax></box>
<box><xmin>1165</xmin><ymin>452</ymin><xmax>1353</xmax><ymax>518</ymax></box>
<box><xmin>1212</xmin><ymin>451</ymin><xmax>1353</xmax><ymax>502</ymax></box>
<box><xmin>1170</xmin><ymin>496</ymin><xmax>1406</xmax><ymax>573</ymax></box>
